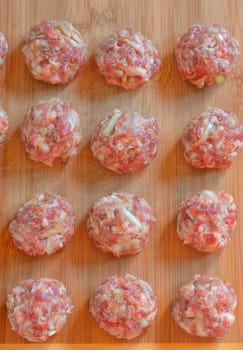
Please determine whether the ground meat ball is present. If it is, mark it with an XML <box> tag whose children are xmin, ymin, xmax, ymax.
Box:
<box><xmin>91</xmin><ymin>109</ymin><xmax>159</xmax><ymax>174</ymax></box>
<box><xmin>87</xmin><ymin>192</ymin><xmax>155</xmax><ymax>257</ymax></box>
<box><xmin>89</xmin><ymin>274</ymin><xmax>158</xmax><ymax>339</ymax></box>
<box><xmin>0</xmin><ymin>33</ymin><xmax>8</xmax><ymax>66</ymax></box>
<box><xmin>177</xmin><ymin>190</ymin><xmax>237</xmax><ymax>253</ymax></box>
<box><xmin>22</xmin><ymin>19</ymin><xmax>87</xmax><ymax>84</ymax></box>
<box><xmin>175</xmin><ymin>24</ymin><xmax>240</xmax><ymax>88</ymax></box>
<box><xmin>172</xmin><ymin>274</ymin><xmax>237</xmax><ymax>338</ymax></box>
<box><xmin>21</xmin><ymin>98</ymin><xmax>82</xmax><ymax>166</ymax></box>
<box><xmin>95</xmin><ymin>28</ymin><xmax>161</xmax><ymax>89</ymax></box>
<box><xmin>9</xmin><ymin>193</ymin><xmax>75</xmax><ymax>256</ymax></box>
<box><xmin>182</xmin><ymin>107</ymin><xmax>243</xmax><ymax>169</ymax></box>
<box><xmin>0</xmin><ymin>106</ymin><xmax>9</xmax><ymax>144</ymax></box>
<box><xmin>7</xmin><ymin>278</ymin><xmax>73</xmax><ymax>342</ymax></box>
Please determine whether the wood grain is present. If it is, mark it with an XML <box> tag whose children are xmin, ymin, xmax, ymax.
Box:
<box><xmin>0</xmin><ymin>0</ymin><xmax>242</xmax><ymax>345</ymax></box>
<box><xmin>1</xmin><ymin>344</ymin><xmax>243</xmax><ymax>350</ymax></box>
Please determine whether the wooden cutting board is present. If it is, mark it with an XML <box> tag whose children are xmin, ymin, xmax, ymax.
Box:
<box><xmin>0</xmin><ymin>0</ymin><xmax>242</xmax><ymax>346</ymax></box>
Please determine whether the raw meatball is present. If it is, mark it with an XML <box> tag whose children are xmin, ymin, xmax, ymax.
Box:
<box><xmin>7</xmin><ymin>278</ymin><xmax>73</xmax><ymax>342</ymax></box>
<box><xmin>177</xmin><ymin>190</ymin><xmax>237</xmax><ymax>253</ymax></box>
<box><xmin>9</xmin><ymin>193</ymin><xmax>75</xmax><ymax>256</ymax></box>
<box><xmin>175</xmin><ymin>24</ymin><xmax>240</xmax><ymax>88</ymax></box>
<box><xmin>182</xmin><ymin>107</ymin><xmax>243</xmax><ymax>169</ymax></box>
<box><xmin>21</xmin><ymin>98</ymin><xmax>82</xmax><ymax>166</ymax></box>
<box><xmin>22</xmin><ymin>19</ymin><xmax>87</xmax><ymax>84</ymax></box>
<box><xmin>89</xmin><ymin>274</ymin><xmax>158</xmax><ymax>339</ymax></box>
<box><xmin>95</xmin><ymin>28</ymin><xmax>161</xmax><ymax>89</ymax></box>
<box><xmin>0</xmin><ymin>33</ymin><xmax>8</xmax><ymax>66</ymax></box>
<box><xmin>0</xmin><ymin>106</ymin><xmax>9</xmax><ymax>144</ymax></box>
<box><xmin>91</xmin><ymin>109</ymin><xmax>159</xmax><ymax>174</ymax></box>
<box><xmin>87</xmin><ymin>192</ymin><xmax>155</xmax><ymax>257</ymax></box>
<box><xmin>172</xmin><ymin>274</ymin><xmax>237</xmax><ymax>338</ymax></box>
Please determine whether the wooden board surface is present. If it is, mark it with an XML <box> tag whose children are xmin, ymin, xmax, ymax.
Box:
<box><xmin>0</xmin><ymin>0</ymin><xmax>243</xmax><ymax>345</ymax></box>
<box><xmin>1</xmin><ymin>344</ymin><xmax>243</xmax><ymax>350</ymax></box>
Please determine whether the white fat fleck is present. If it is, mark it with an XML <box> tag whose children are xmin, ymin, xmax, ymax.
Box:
<box><xmin>209</xmin><ymin>107</ymin><xmax>223</xmax><ymax>116</ymax></box>
<box><xmin>111</xmin><ymin>239</ymin><xmax>141</xmax><ymax>254</ymax></box>
<box><xmin>120</xmin><ymin>304</ymin><xmax>126</xmax><ymax>312</ymax></box>
<box><xmin>33</xmin><ymin>108</ymin><xmax>42</xmax><ymax>118</ymax></box>
<box><xmin>185</xmin><ymin>209</ymin><xmax>195</xmax><ymax>221</ymax></box>
<box><xmin>121</xmin><ymin>207</ymin><xmax>142</xmax><ymax>229</ymax></box>
<box><xmin>37</xmin><ymin>39</ymin><xmax>49</xmax><ymax>47</ymax></box>
<box><xmin>48</xmin><ymin>320</ymin><xmax>55</xmax><ymax>330</ymax></box>
<box><xmin>56</xmin><ymin>21</ymin><xmax>72</xmax><ymax>37</ymax></box>
<box><xmin>40</xmin><ymin>144</ymin><xmax>50</xmax><ymax>153</ymax></box>
<box><xmin>38</xmin><ymin>194</ymin><xmax>45</xmax><ymax>201</ymax></box>
<box><xmin>220</xmin><ymin>312</ymin><xmax>235</xmax><ymax>324</ymax></box>
<box><xmin>125</xmin><ymin>66</ymin><xmax>147</xmax><ymax>78</ymax></box>
<box><xmin>42</xmin><ymin>218</ymin><xmax>49</xmax><ymax>227</ymax></box>
<box><xmin>201</xmin><ymin>190</ymin><xmax>218</xmax><ymax>203</ymax></box>
<box><xmin>70</xmin><ymin>30</ymin><xmax>83</xmax><ymax>44</ymax></box>
<box><xmin>44</xmin><ymin>229</ymin><xmax>61</xmax><ymax>238</ymax></box>
<box><xmin>68</xmin><ymin>110</ymin><xmax>79</xmax><ymax>130</ymax></box>
<box><xmin>180</xmin><ymin>282</ymin><xmax>195</xmax><ymax>299</ymax></box>
<box><xmin>108</xmin><ymin>194</ymin><xmax>123</xmax><ymax>203</ymax></box>
<box><xmin>69</xmin><ymin>38</ymin><xmax>81</xmax><ymax>47</ymax></box>
<box><xmin>46</xmin><ymin>237</ymin><xmax>61</xmax><ymax>254</ymax></box>
<box><xmin>48</xmin><ymin>59</ymin><xmax>60</xmax><ymax>67</ymax></box>
<box><xmin>217</xmin><ymin>58</ymin><xmax>230</xmax><ymax>66</ymax></box>
<box><xmin>200</xmin><ymin>122</ymin><xmax>214</xmax><ymax>142</ymax></box>
<box><xmin>219</xmin><ymin>202</ymin><xmax>230</xmax><ymax>218</ymax></box>
<box><xmin>102</xmin><ymin>109</ymin><xmax>122</xmax><ymax>136</ymax></box>
<box><xmin>48</xmin><ymin>329</ymin><xmax>57</xmax><ymax>336</ymax></box>
<box><xmin>59</xmin><ymin>210</ymin><xmax>67</xmax><ymax>221</ymax></box>
<box><xmin>125</xmin><ymin>39</ymin><xmax>144</xmax><ymax>54</ymax></box>
<box><xmin>0</xmin><ymin>108</ymin><xmax>7</xmax><ymax>119</ymax></box>
<box><xmin>140</xmin><ymin>317</ymin><xmax>148</xmax><ymax>327</ymax></box>
<box><xmin>114</xmin><ymin>69</ymin><xmax>123</xmax><ymax>77</ymax></box>
<box><xmin>140</xmin><ymin>224</ymin><xmax>149</xmax><ymax>234</ymax></box>
<box><xmin>33</xmin><ymin>64</ymin><xmax>42</xmax><ymax>74</ymax></box>
<box><xmin>138</xmin><ymin>279</ymin><xmax>153</xmax><ymax>299</ymax></box>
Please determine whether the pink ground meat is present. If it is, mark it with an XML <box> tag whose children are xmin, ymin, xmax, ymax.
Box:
<box><xmin>95</xmin><ymin>28</ymin><xmax>161</xmax><ymax>89</ymax></box>
<box><xmin>172</xmin><ymin>274</ymin><xmax>237</xmax><ymax>338</ymax></box>
<box><xmin>0</xmin><ymin>106</ymin><xmax>9</xmax><ymax>144</ymax></box>
<box><xmin>87</xmin><ymin>192</ymin><xmax>155</xmax><ymax>257</ymax></box>
<box><xmin>7</xmin><ymin>278</ymin><xmax>73</xmax><ymax>342</ymax></box>
<box><xmin>91</xmin><ymin>109</ymin><xmax>159</xmax><ymax>174</ymax></box>
<box><xmin>22</xmin><ymin>19</ymin><xmax>87</xmax><ymax>84</ymax></box>
<box><xmin>175</xmin><ymin>24</ymin><xmax>240</xmax><ymax>88</ymax></box>
<box><xmin>177</xmin><ymin>190</ymin><xmax>237</xmax><ymax>253</ymax></box>
<box><xmin>182</xmin><ymin>107</ymin><xmax>243</xmax><ymax>169</ymax></box>
<box><xmin>9</xmin><ymin>193</ymin><xmax>75</xmax><ymax>256</ymax></box>
<box><xmin>89</xmin><ymin>274</ymin><xmax>158</xmax><ymax>339</ymax></box>
<box><xmin>0</xmin><ymin>32</ymin><xmax>8</xmax><ymax>66</ymax></box>
<box><xmin>21</xmin><ymin>98</ymin><xmax>82</xmax><ymax>166</ymax></box>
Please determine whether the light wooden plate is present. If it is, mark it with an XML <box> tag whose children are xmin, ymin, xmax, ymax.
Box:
<box><xmin>0</xmin><ymin>0</ymin><xmax>242</xmax><ymax>346</ymax></box>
